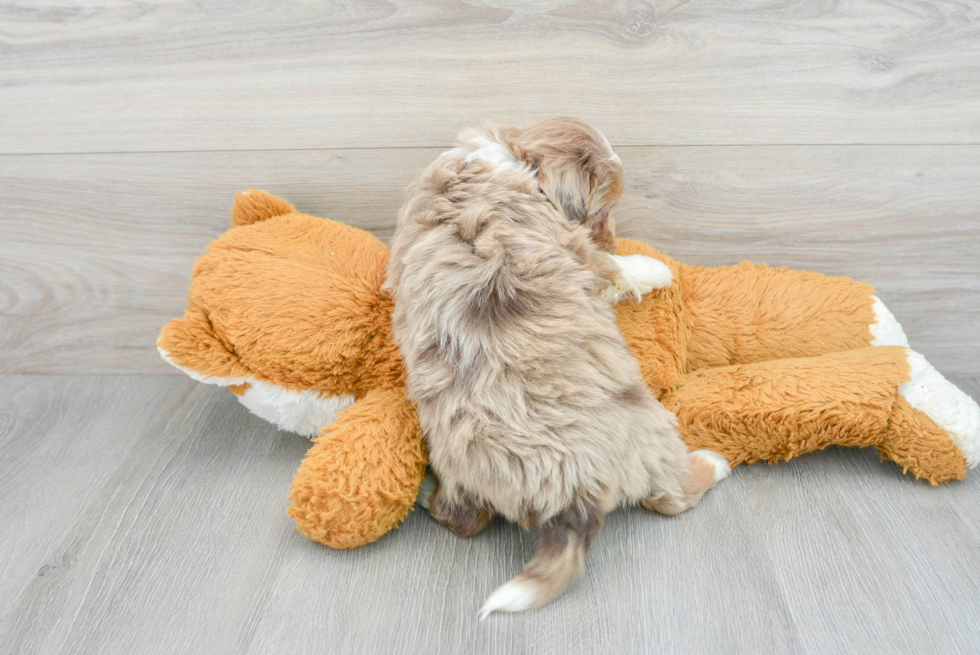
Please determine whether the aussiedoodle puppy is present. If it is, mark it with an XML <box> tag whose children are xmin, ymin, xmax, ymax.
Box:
<box><xmin>385</xmin><ymin>117</ymin><xmax>728</xmax><ymax>618</ymax></box>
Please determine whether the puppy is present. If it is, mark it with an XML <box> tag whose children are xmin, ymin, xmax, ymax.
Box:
<box><xmin>385</xmin><ymin>117</ymin><xmax>728</xmax><ymax>618</ymax></box>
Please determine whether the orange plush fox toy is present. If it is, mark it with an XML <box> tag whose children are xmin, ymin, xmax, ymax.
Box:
<box><xmin>158</xmin><ymin>191</ymin><xmax>980</xmax><ymax>549</ymax></box>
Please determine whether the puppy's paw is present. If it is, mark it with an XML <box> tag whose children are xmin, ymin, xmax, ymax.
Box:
<box><xmin>416</xmin><ymin>469</ymin><xmax>438</xmax><ymax>510</ymax></box>
<box><xmin>690</xmin><ymin>449</ymin><xmax>731</xmax><ymax>484</ymax></box>
<box><xmin>604</xmin><ymin>255</ymin><xmax>673</xmax><ymax>302</ymax></box>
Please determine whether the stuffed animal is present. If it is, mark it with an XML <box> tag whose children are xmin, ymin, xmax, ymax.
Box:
<box><xmin>158</xmin><ymin>190</ymin><xmax>980</xmax><ymax>549</ymax></box>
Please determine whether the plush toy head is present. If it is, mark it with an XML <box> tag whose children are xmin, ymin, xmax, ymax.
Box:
<box><xmin>159</xmin><ymin>191</ymin><xmax>425</xmax><ymax>548</ymax></box>
<box><xmin>160</xmin><ymin>191</ymin><xmax>980</xmax><ymax>549</ymax></box>
<box><xmin>159</xmin><ymin>192</ymin><xmax>402</xmax><ymax>428</ymax></box>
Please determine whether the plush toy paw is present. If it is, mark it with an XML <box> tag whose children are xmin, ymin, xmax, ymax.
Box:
<box><xmin>869</xmin><ymin>295</ymin><xmax>911</xmax><ymax>347</ymax></box>
<box><xmin>288</xmin><ymin>387</ymin><xmax>427</xmax><ymax>549</ymax></box>
<box><xmin>601</xmin><ymin>255</ymin><xmax>673</xmax><ymax>302</ymax></box>
<box><xmin>901</xmin><ymin>350</ymin><xmax>980</xmax><ymax>468</ymax></box>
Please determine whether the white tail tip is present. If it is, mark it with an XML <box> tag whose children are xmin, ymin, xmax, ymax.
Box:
<box><xmin>692</xmin><ymin>449</ymin><xmax>731</xmax><ymax>482</ymax></box>
<box><xmin>479</xmin><ymin>580</ymin><xmax>538</xmax><ymax>620</ymax></box>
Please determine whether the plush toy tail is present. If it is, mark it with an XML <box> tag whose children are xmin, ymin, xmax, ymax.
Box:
<box><xmin>231</xmin><ymin>189</ymin><xmax>295</xmax><ymax>227</ymax></box>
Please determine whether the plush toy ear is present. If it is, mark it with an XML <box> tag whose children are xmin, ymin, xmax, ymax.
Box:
<box><xmin>231</xmin><ymin>189</ymin><xmax>295</xmax><ymax>227</ymax></box>
<box><xmin>288</xmin><ymin>386</ymin><xmax>427</xmax><ymax>549</ymax></box>
<box><xmin>157</xmin><ymin>302</ymin><xmax>250</xmax><ymax>383</ymax></box>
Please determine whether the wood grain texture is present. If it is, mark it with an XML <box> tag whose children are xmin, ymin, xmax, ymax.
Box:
<box><xmin>2</xmin><ymin>146</ymin><xmax>978</xmax><ymax>375</ymax></box>
<box><xmin>1</xmin><ymin>375</ymin><xmax>978</xmax><ymax>654</ymax></box>
<box><xmin>0</xmin><ymin>376</ymin><xmax>312</xmax><ymax>655</ymax></box>
<box><xmin>0</xmin><ymin>376</ymin><xmax>192</xmax><ymax>624</ymax></box>
<box><xmin>2</xmin><ymin>0</ymin><xmax>979</xmax><ymax>153</ymax></box>
<box><xmin>737</xmin><ymin>413</ymin><xmax>980</xmax><ymax>650</ymax></box>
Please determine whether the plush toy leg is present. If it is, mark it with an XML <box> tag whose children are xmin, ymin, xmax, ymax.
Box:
<box><xmin>288</xmin><ymin>386</ymin><xmax>427</xmax><ymax>549</ymax></box>
<box><xmin>661</xmin><ymin>346</ymin><xmax>972</xmax><ymax>483</ymax></box>
<box><xmin>678</xmin><ymin>260</ymin><xmax>878</xmax><ymax>369</ymax></box>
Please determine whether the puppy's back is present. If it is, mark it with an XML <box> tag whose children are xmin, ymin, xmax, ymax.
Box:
<box><xmin>388</xmin><ymin>153</ymin><xmax>664</xmax><ymax>520</ymax></box>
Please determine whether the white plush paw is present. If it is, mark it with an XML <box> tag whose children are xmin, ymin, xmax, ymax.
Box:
<box><xmin>901</xmin><ymin>350</ymin><xmax>980</xmax><ymax>468</ymax></box>
<box><xmin>691</xmin><ymin>449</ymin><xmax>731</xmax><ymax>483</ymax></box>
<box><xmin>869</xmin><ymin>296</ymin><xmax>910</xmax><ymax>347</ymax></box>
<box><xmin>603</xmin><ymin>255</ymin><xmax>673</xmax><ymax>302</ymax></box>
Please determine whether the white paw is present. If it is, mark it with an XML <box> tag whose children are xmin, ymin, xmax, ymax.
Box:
<box><xmin>691</xmin><ymin>449</ymin><xmax>731</xmax><ymax>483</ymax></box>
<box><xmin>605</xmin><ymin>255</ymin><xmax>673</xmax><ymax>302</ymax></box>
<box><xmin>416</xmin><ymin>469</ymin><xmax>438</xmax><ymax>509</ymax></box>
<box><xmin>901</xmin><ymin>351</ymin><xmax>980</xmax><ymax>468</ymax></box>
<box><xmin>869</xmin><ymin>296</ymin><xmax>910</xmax><ymax>347</ymax></box>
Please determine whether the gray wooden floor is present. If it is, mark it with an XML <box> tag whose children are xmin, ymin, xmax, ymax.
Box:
<box><xmin>3</xmin><ymin>1</ymin><xmax>980</xmax><ymax>653</ymax></box>
<box><xmin>1</xmin><ymin>375</ymin><xmax>979</xmax><ymax>654</ymax></box>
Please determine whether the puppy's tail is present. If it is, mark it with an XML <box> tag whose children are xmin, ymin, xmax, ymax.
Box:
<box><xmin>479</xmin><ymin>502</ymin><xmax>603</xmax><ymax>619</ymax></box>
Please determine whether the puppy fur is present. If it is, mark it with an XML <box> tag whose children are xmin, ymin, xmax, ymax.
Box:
<box><xmin>385</xmin><ymin>117</ymin><xmax>727</xmax><ymax>617</ymax></box>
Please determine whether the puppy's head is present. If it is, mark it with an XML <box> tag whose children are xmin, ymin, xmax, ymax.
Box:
<box><xmin>515</xmin><ymin>117</ymin><xmax>624</xmax><ymax>252</ymax></box>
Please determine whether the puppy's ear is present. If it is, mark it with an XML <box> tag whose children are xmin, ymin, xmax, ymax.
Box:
<box><xmin>588</xmin><ymin>204</ymin><xmax>617</xmax><ymax>253</ymax></box>
<box><xmin>536</xmin><ymin>159</ymin><xmax>592</xmax><ymax>223</ymax></box>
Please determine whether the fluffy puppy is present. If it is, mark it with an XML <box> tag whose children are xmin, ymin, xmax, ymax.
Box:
<box><xmin>385</xmin><ymin>117</ymin><xmax>728</xmax><ymax>618</ymax></box>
